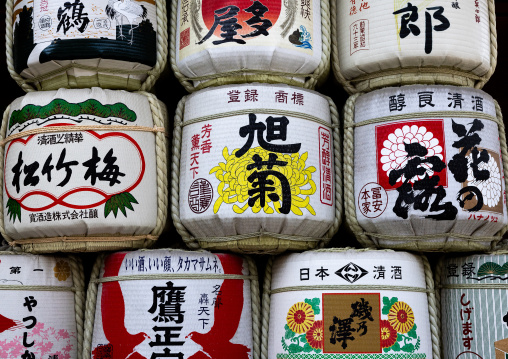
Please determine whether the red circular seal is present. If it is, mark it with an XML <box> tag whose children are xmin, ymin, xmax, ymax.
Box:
<box><xmin>357</xmin><ymin>182</ymin><xmax>388</xmax><ymax>219</ymax></box>
<box><xmin>188</xmin><ymin>178</ymin><xmax>214</xmax><ymax>214</ymax></box>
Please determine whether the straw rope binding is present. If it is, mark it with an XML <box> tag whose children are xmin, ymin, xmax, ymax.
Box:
<box><xmin>331</xmin><ymin>0</ymin><xmax>498</xmax><ymax>94</ymax></box>
<box><xmin>0</xmin><ymin>92</ymin><xmax>168</xmax><ymax>253</ymax></box>
<box><xmin>170</xmin><ymin>94</ymin><xmax>340</xmax><ymax>253</ymax></box>
<box><xmin>343</xmin><ymin>93</ymin><xmax>508</xmax><ymax>252</ymax></box>
<box><xmin>6</xmin><ymin>0</ymin><xmax>167</xmax><ymax>92</ymax></box>
<box><xmin>170</xmin><ymin>0</ymin><xmax>330</xmax><ymax>92</ymax></box>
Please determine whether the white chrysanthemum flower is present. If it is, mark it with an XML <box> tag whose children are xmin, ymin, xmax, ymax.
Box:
<box><xmin>380</xmin><ymin>125</ymin><xmax>443</xmax><ymax>184</ymax></box>
<box><xmin>467</xmin><ymin>152</ymin><xmax>502</xmax><ymax>208</ymax></box>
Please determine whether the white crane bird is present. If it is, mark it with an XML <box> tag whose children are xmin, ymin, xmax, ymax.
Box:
<box><xmin>105</xmin><ymin>0</ymin><xmax>148</xmax><ymax>45</ymax></box>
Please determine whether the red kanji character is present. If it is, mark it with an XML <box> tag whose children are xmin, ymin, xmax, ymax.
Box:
<box><xmin>190</xmin><ymin>167</ymin><xmax>198</xmax><ymax>178</ymax></box>
<box><xmin>350</xmin><ymin>6</ymin><xmax>357</xmax><ymax>15</ymax></box>
<box><xmin>190</xmin><ymin>152</ymin><xmax>199</xmax><ymax>166</ymax></box>
<box><xmin>201</xmin><ymin>124</ymin><xmax>212</xmax><ymax>139</ymax></box>
<box><xmin>359</xmin><ymin>2</ymin><xmax>370</xmax><ymax>11</ymax></box>
<box><xmin>491</xmin><ymin>217</ymin><xmax>498</xmax><ymax>223</ymax></box>
<box><xmin>484</xmin><ymin>215</ymin><xmax>489</xmax><ymax>221</ymax></box>
<box><xmin>476</xmin><ymin>214</ymin><xmax>483</xmax><ymax>220</ymax></box>
<box><xmin>191</xmin><ymin>134</ymin><xmax>200</xmax><ymax>151</ymax></box>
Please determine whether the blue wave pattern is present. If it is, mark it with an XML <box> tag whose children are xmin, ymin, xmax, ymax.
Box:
<box><xmin>295</xmin><ymin>25</ymin><xmax>312</xmax><ymax>50</ymax></box>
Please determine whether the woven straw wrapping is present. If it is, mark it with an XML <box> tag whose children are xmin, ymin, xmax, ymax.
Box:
<box><xmin>0</xmin><ymin>91</ymin><xmax>169</xmax><ymax>253</ymax></box>
<box><xmin>83</xmin><ymin>249</ymin><xmax>261</xmax><ymax>359</ymax></box>
<box><xmin>260</xmin><ymin>248</ymin><xmax>441</xmax><ymax>359</ymax></box>
<box><xmin>5</xmin><ymin>0</ymin><xmax>168</xmax><ymax>92</ymax></box>
<box><xmin>169</xmin><ymin>0</ymin><xmax>331</xmax><ymax>93</ymax></box>
<box><xmin>170</xmin><ymin>93</ymin><xmax>342</xmax><ymax>254</ymax></box>
<box><xmin>331</xmin><ymin>0</ymin><xmax>498</xmax><ymax>94</ymax></box>
<box><xmin>0</xmin><ymin>251</ymin><xmax>85</xmax><ymax>359</ymax></box>
<box><xmin>343</xmin><ymin>92</ymin><xmax>508</xmax><ymax>252</ymax></box>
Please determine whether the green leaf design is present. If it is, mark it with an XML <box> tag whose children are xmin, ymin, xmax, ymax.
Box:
<box><xmin>6</xmin><ymin>198</ymin><xmax>21</xmax><ymax>223</ymax></box>
<box><xmin>284</xmin><ymin>324</ymin><xmax>296</xmax><ymax>340</ymax></box>
<box><xmin>391</xmin><ymin>342</ymin><xmax>401</xmax><ymax>352</ymax></box>
<box><xmin>109</xmin><ymin>103</ymin><xmax>137</xmax><ymax>122</ymax></box>
<box><xmin>80</xmin><ymin>99</ymin><xmax>111</xmax><ymax>118</ymax></box>
<box><xmin>415</xmin><ymin>336</ymin><xmax>421</xmax><ymax>351</ymax></box>
<box><xmin>8</xmin><ymin>99</ymin><xmax>137</xmax><ymax>128</ymax></box>
<box><xmin>288</xmin><ymin>344</ymin><xmax>304</xmax><ymax>354</ymax></box>
<box><xmin>382</xmin><ymin>296</ymin><xmax>398</xmax><ymax>315</ymax></box>
<box><xmin>305</xmin><ymin>298</ymin><xmax>321</xmax><ymax>315</ymax></box>
<box><xmin>401</xmin><ymin>343</ymin><xmax>415</xmax><ymax>353</ymax></box>
<box><xmin>407</xmin><ymin>323</ymin><xmax>417</xmax><ymax>339</ymax></box>
<box><xmin>38</xmin><ymin>99</ymin><xmax>81</xmax><ymax>118</ymax></box>
<box><xmin>104</xmin><ymin>192</ymin><xmax>138</xmax><ymax>218</ymax></box>
<box><xmin>397</xmin><ymin>333</ymin><xmax>403</xmax><ymax>342</ymax></box>
<box><xmin>302</xmin><ymin>344</ymin><xmax>313</xmax><ymax>353</ymax></box>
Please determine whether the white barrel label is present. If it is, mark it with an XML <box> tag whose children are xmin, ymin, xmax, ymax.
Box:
<box><xmin>3</xmin><ymin>90</ymin><xmax>158</xmax><ymax>240</ymax></box>
<box><xmin>268</xmin><ymin>252</ymin><xmax>433</xmax><ymax>358</ymax></box>
<box><xmin>178</xmin><ymin>0</ymin><xmax>316</xmax><ymax>60</ymax></box>
<box><xmin>336</xmin><ymin>1</ymin><xmax>491</xmax><ymax>79</ymax></box>
<box><xmin>353</xmin><ymin>86</ymin><xmax>507</xmax><ymax>244</ymax></box>
<box><xmin>179</xmin><ymin>85</ymin><xmax>335</xmax><ymax>239</ymax></box>
<box><xmin>0</xmin><ymin>255</ymin><xmax>78</xmax><ymax>359</ymax></box>
<box><xmin>441</xmin><ymin>254</ymin><xmax>508</xmax><ymax>358</ymax></box>
<box><xmin>90</xmin><ymin>250</ymin><xmax>254</xmax><ymax>359</ymax></box>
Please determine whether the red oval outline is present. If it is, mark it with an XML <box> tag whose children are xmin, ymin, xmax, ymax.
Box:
<box><xmin>4</xmin><ymin>124</ymin><xmax>146</xmax><ymax>211</ymax></box>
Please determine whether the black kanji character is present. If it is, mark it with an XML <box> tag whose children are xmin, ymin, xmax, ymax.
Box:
<box><xmin>12</xmin><ymin>151</ymin><xmax>23</xmax><ymax>193</ymax></box>
<box><xmin>235</xmin><ymin>114</ymin><xmax>301</xmax><ymax>158</ymax></box>
<box><xmin>57</xmin><ymin>0</ymin><xmax>90</xmax><ymax>34</ymax></box>
<box><xmin>242</xmin><ymin>1</ymin><xmax>272</xmax><ymax>38</ymax></box>
<box><xmin>56</xmin><ymin>148</ymin><xmax>78</xmax><ymax>187</ymax></box>
<box><xmin>350</xmin><ymin>298</ymin><xmax>374</xmax><ymax>321</ymax></box>
<box><xmin>23</xmin><ymin>161</ymin><xmax>39</xmax><ymax>188</ymax></box>
<box><xmin>148</xmin><ymin>281</ymin><xmax>186</xmax><ymax>323</ymax></box>
<box><xmin>41</xmin><ymin>154</ymin><xmax>54</xmax><ymax>182</ymax></box>
<box><xmin>248</xmin><ymin>168</ymin><xmax>291</xmax><ymax>214</ymax></box>
<box><xmin>198</xmin><ymin>5</ymin><xmax>245</xmax><ymax>45</ymax></box>
<box><xmin>329</xmin><ymin>317</ymin><xmax>355</xmax><ymax>349</ymax></box>
<box><xmin>148</xmin><ymin>326</ymin><xmax>185</xmax><ymax>347</ymax></box>
<box><xmin>150</xmin><ymin>348</ymin><xmax>184</xmax><ymax>359</ymax></box>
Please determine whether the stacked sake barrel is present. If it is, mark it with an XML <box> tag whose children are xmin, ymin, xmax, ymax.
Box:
<box><xmin>331</xmin><ymin>0</ymin><xmax>508</xmax><ymax>358</ymax></box>
<box><xmin>170</xmin><ymin>0</ymin><xmax>342</xmax><ymax>254</ymax></box>
<box><xmin>4</xmin><ymin>0</ymin><xmax>170</xmax><ymax>252</ymax></box>
<box><xmin>0</xmin><ymin>251</ymin><xmax>85</xmax><ymax>359</ymax></box>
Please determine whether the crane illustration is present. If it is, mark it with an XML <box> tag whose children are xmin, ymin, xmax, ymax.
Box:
<box><xmin>105</xmin><ymin>0</ymin><xmax>148</xmax><ymax>45</ymax></box>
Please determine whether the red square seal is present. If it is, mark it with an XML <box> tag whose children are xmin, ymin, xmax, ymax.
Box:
<box><xmin>375</xmin><ymin>120</ymin><xmax>447</xmax><ymax>191</ymax></box>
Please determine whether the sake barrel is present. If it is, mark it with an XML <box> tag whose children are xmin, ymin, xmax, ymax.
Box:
<box><xmin>437</xmin><ymin>252</ymin><xmax>508</xmax><ymax>358</ymax></box>
<box><xmin>344</xmin><ymin>85</ymin><xmax>508</xmax><ymax>251</ymax></box>
<box><xmin>171</xmin><ymin>0</ymin><xmax>330</xmax><ymax>92</ymax></box>
<box><xmin>0</xmin><ymin>252</ymin><xmax>84</xmax><ymax>359</ymax></box>
<box><xmin>1</xmin><ymin>88</ymin><xmax>169</xmax><ymax>253</ymax></box>
<box><xmin>263</xmin><ymin>249</ymin><xmax>438</xmax><ymax>358</ymax></box>
<box><xmin>331</xmin><ymin>0</ymin><xmax>497</xmax><ymax>94</ymax></box>
<box><xmin>7</xmin><ymin>0</ymin><xmax>167</xmax><ymax>92</ymax></box>
<box><xmin>172</xmin><ymin>83</ymin><xmax>341</xmax><ymax>253</ymax></box>
<box><xmin>84</xmin><ymin>249</ymin><xmax>260</xmax><ymax>359</ymax></box>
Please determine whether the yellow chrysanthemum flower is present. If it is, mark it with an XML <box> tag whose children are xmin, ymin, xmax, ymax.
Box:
<box><xmin>387</xmin><ymin>301</ymin><xmax>415</xmax><ymax>333</ymax></box>
<box><xmin>286</xmin><ymin>302</ymin><xmax>315</xmax><ymax>334</ymax></box>
<box><xmin>210</xmin><ymin>146</ymin><xmax>317</xmax><ymax>216</ymax></box>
